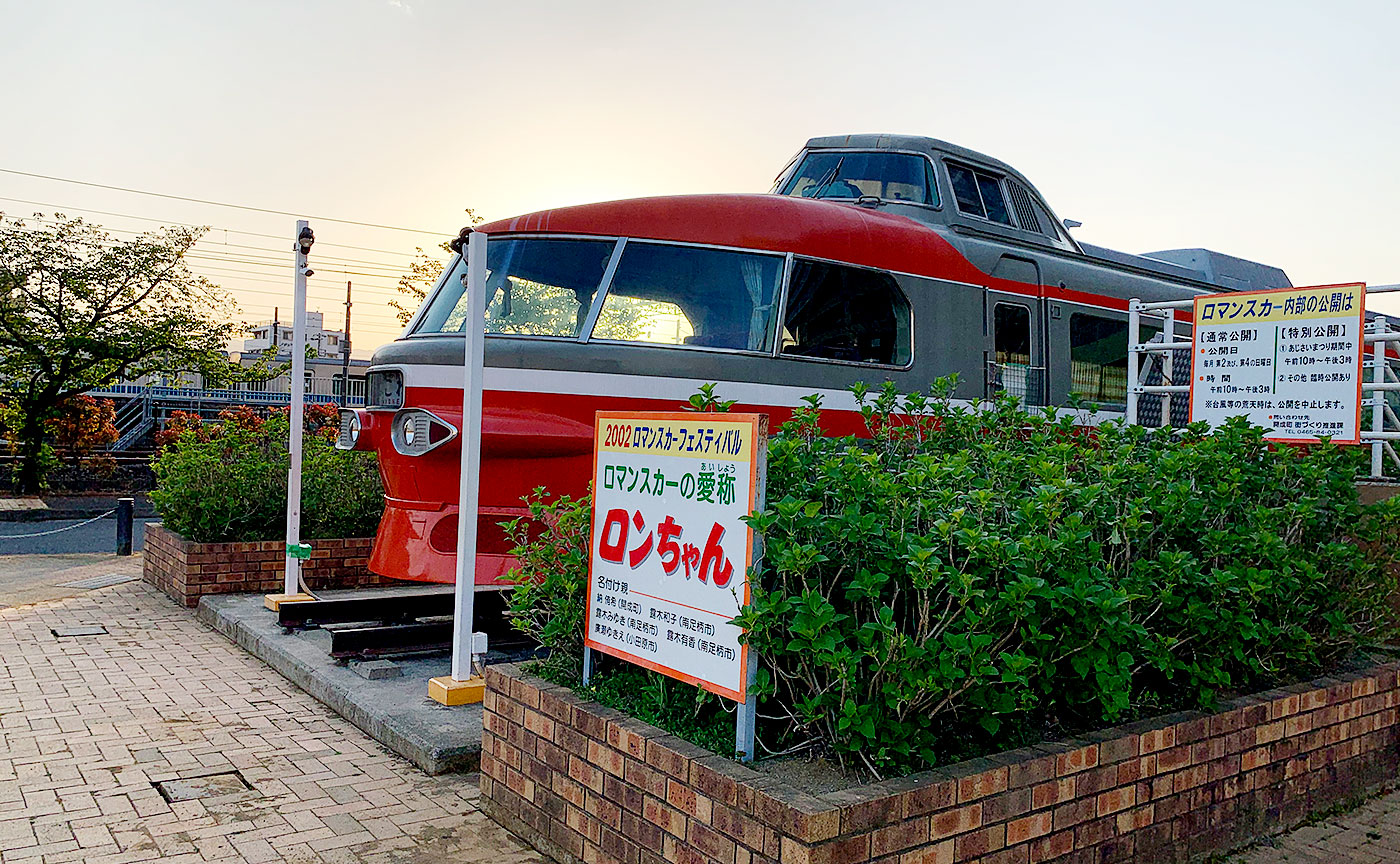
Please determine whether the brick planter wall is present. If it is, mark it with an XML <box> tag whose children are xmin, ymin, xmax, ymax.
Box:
<box><xmin>142</xmin><ymin>523</ymin><xmax>390</xmax><ymax>607</ymax></box>
<box><xmin>481</xmin><ymin>661</ymin><xmax>1400</xmax><ymax>864</ymax></box>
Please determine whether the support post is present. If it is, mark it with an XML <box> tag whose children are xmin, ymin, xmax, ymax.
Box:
<box><xmin>115</xmin><ymin>497</ymin><xmax>133</xmax><ymax>556</ymax></box>
<box><xmin>736</xmin><ymin>650</ymin><xmax>758</xmax><ymax>761</ymax></box>
<box><xmin>340</xmin><ymin>280</ymin><xmax>352</xmax><ymax>407</ymax></box>
<box><xmin>1161</xmin><ymin>309</ymin><xmax>1176</xmax><ymax>429</ymax></box>
<box><xmin>1126</xmin><ymin>300</ymin><xmax>1141</xmax><ymax>426</ymax></box>
<box><xmin>735</xmin><ymin>423</ymin><xmax>768</xmax><ymax>763</ymax></box>
<box><xmin>1374</xmin><ymin>315</ymin><xmax>1387</xmax><ymax>479</ymax></box>
<box><xmin>272</xmin><ymin>221</ymin><xmax>314</xmax><ymax>609</ymax></box>
<box><xmin>429</xmin><ymin>230</ymin><xmax>489</xmax><ymax>706</ymax></box>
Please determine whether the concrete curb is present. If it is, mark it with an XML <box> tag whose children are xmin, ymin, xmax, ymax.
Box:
<box><xmin>197</xmin><ymin>592</ymin><xmax>481</xmax><ymax>775</ymax></box>
<box><xmin>0</xmin><ymin>494</ymin><xmax>156</xmax><ymax>522</ymax></box>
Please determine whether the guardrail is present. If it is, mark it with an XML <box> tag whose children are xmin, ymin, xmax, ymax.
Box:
<box><xmin>89</xmin><ymin>383</ymin><xmax>365</xmax><ymax>407</ymax></box>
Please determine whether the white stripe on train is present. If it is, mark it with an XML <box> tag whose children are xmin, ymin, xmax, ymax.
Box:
<box><xmin>391</xmin><ymin>364</ymin><xmax>1126</xmax><ymax>424</ymax></box>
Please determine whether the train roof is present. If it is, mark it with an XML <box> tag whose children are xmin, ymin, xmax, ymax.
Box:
<box><xmin>475</xmin><ymin>193</ymin><xmax>986</xmax><ymax>284</ymax></box>
<box><xmin>803</xmin><ymin>133</ymin><xmax>1034</xmax><ymax>188</ymax></box>
<box><xmin>800</xmin><ymin>134</ymin><xmax>1292</xmax><ymax>293</ymax></box>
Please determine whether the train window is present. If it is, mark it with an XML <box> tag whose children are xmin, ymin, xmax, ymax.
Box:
<box><xmin>994</xmin><ymin>303</ymin><xmax>1031</xmax><ymax>365</ymax></box>
<box><xmin>948</xmin><ymin>163</ymin><xmax>1014</xmax><ymax>226</ymax></box>
<box><xmin>1068</xmin><ymin>313</ymin><xmax>1130</xmax><ymax>407</ymax></box>
<box><xmin>1067</xmin><ymin>313</ymin><xmax>1167</xmax><ymax>409</ymax></box>
<box><xmin>589</xmin><ymin>243</ymin><xmax>783</xmax><ymax>351</ymax></box>
<box><xmin>780</xmin><ymin>260</ymin><xmax>911</xmax><ymax>366</ymax></box>
<box><xmin>778</xmin><ymin>152</ymin><xmax>939</xmax><ymax>205</ymax></box>
<box><xmin>414</xmin><ymin>237</ymin><xmax>615</xmax><ymax>337</ymax></box>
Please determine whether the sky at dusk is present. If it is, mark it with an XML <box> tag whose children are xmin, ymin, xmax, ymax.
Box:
<box><xmin>3</xmin><ymin>0</ymin><xmax>1397</xmax><ymax>354</ymax></box>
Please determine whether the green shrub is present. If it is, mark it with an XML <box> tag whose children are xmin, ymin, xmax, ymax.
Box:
<box><xmin>734</xmin><ymin>380</ymin><xmax>1400</xmax><ymax>776</ymax></box>
<box><xmin>151</xmin><ymin>410</ymin><xmax>383</xmax><ymax>542</ymax></box>
<box><xmin>502</xmin><ymin>489</ymin><xmax>734</xmax><ymax>752</ymax></box>
<box><xmin>501</xmin><ymin>489</ymin><xmax>591</xmax><ymax>682</ymax></box>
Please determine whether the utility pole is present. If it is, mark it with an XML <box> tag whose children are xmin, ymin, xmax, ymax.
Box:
<box><xmin>340</xmin><ymin>281</ymin><xmax>352</xmax><ymax>407</ymax></box>
<box><xmin>272</xmin><ymin>307</ymin><xmax>280</xmax><ymax>349</ymax></box>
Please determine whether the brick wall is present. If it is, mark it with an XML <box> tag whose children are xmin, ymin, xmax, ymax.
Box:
<box><xmin>142</xmin><ymin>523</ymin><xmax>389</xmax><ymax>607</ymax></box>
<box><xmin>481</xmin><ymin>661</ymin><xmax>1400</xmax><ymax>864</ymax></box>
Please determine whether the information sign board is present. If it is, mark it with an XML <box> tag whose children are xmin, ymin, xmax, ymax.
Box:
<box><xmin>1189</xmin><ymin>283</ymin><xmax>1365</xmax><ymax>443</ymax></box>
<box><xmin>585</xmin><ymin>411</ymin><xmax>765</xmax><ymax>702</ymax></box>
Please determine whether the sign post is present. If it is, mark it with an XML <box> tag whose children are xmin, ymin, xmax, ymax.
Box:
<box><xmin>429</xmin><ymin>230</ymin><xmax>489</xmax><ymax>706</ymax></box>
<box><xmin>585</xmin><ymin>411</ymin><xmax>766</xmax><ymax>760</ymax></box>
<box><xmin>1188</xmin><ymin>283</ymin><xmax>1365</xmax><ymax>443</ymax></box>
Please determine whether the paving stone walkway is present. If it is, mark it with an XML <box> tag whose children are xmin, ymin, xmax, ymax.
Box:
<box><xmin>1230</xmin><ymin>788</ymin><xmax>1400</xmax><ymax>863</ymax></box>
<box><xmin>0</xmin><ymin>577</ymin><xmax>542</xmax><ymax>864</ymax></box>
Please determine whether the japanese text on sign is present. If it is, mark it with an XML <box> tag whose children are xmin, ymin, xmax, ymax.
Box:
<box><xmin>1190</xmin><ymin>284</ymin><xmax>1364</xmax><ymax>443</ymax></box>
<box><xmin>587</xmin><ymin>413</ymin><xmax>766</xmax><ymax>702</ymax></box>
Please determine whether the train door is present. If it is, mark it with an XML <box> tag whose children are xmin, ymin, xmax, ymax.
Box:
<box><xmin>986</xmin><ymin>291</ymin><xmax>1045</xmax><ymax>406</ymax></box>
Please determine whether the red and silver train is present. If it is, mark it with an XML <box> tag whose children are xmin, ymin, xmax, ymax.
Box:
<box><xmin>337</xmin><ymin>134</ymin><xmax>1292</xmax><ymax>586</ymax></box>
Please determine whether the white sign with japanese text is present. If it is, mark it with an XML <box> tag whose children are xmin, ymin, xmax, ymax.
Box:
<box><xmin>585</xmin><ymin>412</ymin><xmax>765</xmax><ymax>702</ymax></box>
<box><xmin>1190</xmin><ymin>283</ymin><xmax>1365</xmax><ymax>444</ymax></box>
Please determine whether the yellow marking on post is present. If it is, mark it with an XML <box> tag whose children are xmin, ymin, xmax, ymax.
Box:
<box><xmin>428</xmin><ymin>675</ymin><xmax>486</xmax><ymax>706</ymax></box>
<box><xmin>263</xmin><ymin>593</ymin><xmax>315</xmax><ymax>611</ymax></box>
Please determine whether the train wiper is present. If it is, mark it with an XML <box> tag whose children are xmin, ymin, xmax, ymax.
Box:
<box><xmin>806</xmin><ymin>157</ymin><xmax>844</xmax><ymax>199</ymax></box>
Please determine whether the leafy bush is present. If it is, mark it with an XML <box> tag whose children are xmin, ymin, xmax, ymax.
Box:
<box><xmin>498</xmin><ymin>380</ymin><xmax>1399</xmax><ymax>777</ymax></box>
<box><xmin>502</xmin><ymin>490</ymin><xmax>736</xmax><ymax>752</ymax></box>
<box><xmin>734</xmin><ymin>380</ymin><xmax>1400</xmax><ymax>776</ymax></box>
<box><xmin>151</xmin><ymin>406</ymin><xmax>382</xmax><ymax>542</ymax></box>
<box><xmin>502</xmin><ymin>490</ymin><xmax>592</xmax><ymax>681</ymax></box>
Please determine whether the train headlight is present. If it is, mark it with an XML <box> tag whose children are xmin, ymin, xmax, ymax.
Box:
<box><xmin>391</xmin><ymin>409</ymin><xmax>457</xmax><ymax>456</ymax></box>
<box><xmin>335</xmin><ymin>410</ymin><xmax>361</xmax><ymax>450</ymax></box>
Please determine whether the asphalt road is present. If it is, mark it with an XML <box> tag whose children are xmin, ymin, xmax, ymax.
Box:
<box><xmin>0</xmin><ymin>516</ymin><xmax>157</xmax><ymax>556</ymax></box>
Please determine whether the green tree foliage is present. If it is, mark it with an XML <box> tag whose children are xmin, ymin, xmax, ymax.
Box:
<box><xmin>736</xmin><ymin>381</ymin><xmax>1399</xmax><ymax>777</ymax></box>
<box><xmin>0</xmin><ymin>213</ymin><xmax>273</xmax><ymax>491</ymax></box>
<box><xmin>390</xmin><ymin>209</ymin><xmax>483</xmax><ymax>325</ymax></box>
<box><xmin>151</xmin><ymin>405</ymin><xmax>383</xmax><ymax>542</ymax></box>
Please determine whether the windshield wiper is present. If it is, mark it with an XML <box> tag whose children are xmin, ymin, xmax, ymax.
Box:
<box><xmin>806</xmin><ymin>157</ymin><xmax>844</xmax><ymax>199</ymax></box>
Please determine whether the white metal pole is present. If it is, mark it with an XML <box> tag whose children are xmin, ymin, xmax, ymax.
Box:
<box><xmin>1126</xmin><ymin>300</ymin><xmax>1140</xmax><ymax>426</ymax></box>
<box><xmin>283</xmin><ymin>220</ymin><xmax>311</xmax><ymax>595</ymax></box>
<box><xmin>451</xmin><ymin>231</ymin><xmax>488</xmax><ymax>681</ymax></box>
<box><xmin>1373</xmin><ymin>315</ymin><xmax>1387</xmax><ymax>479</ymax></box>
<box><xmin>1161</xmin><ymin>310</ymin><xmax>1176</xmax><ymax>429</ymax></box>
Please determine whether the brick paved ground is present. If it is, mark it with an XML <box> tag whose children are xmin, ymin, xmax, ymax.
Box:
<box><xmin>1231</xmin><ymin>788</ymin><xmax>1400</xmax><ymax>863</ymax></box>
<box><xmin>0</xmin><ymin>575</ymin><xmax>542</xmax><ymax>864</ymax></box>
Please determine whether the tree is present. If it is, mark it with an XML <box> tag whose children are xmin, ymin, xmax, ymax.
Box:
<box><xmin>0</xmin><ymin>213</ymin><xmax>267</xmax><ymax>491</ymax></box>
<box><xmin>391</xmin><ymin>208</ymin><xmax>484</xmax><ymax>325</ymax></box>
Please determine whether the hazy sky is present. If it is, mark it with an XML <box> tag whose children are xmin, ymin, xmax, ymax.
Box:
<box><xmin>3</xmin><ymin>0</ymin><xmax>1397</xmax><ymax>354</ymax></box>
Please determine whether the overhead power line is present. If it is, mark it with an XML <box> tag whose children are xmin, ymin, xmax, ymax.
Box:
<box><xmin>1</xmin><ymin>200</ymin><xmax>439</xmax><ymax>256</ymax></box>
<box><xmin>185</xmin><ymin>255</ymin><xmax>406</xmax><ymax>284</ymax></box>
<box><xmin>0</xmin><ymin>168</ymin><xmax>451</xmax><ymax>236</ymax></box>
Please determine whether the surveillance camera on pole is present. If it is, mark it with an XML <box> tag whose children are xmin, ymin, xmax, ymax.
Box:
<box><xmin>268</xmin><ymin>220</ymin><xmax>315</xmax><ymax>610</ymax></box>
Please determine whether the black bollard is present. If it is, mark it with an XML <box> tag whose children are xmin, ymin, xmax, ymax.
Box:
<box><xmin>116</xmin><ymin>498</ymin><xmax>134</xmax><ymax>556</ymax></box>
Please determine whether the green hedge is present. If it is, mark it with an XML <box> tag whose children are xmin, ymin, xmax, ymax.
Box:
<box><xmin>736</xmin><ymin>381</ymin><xmax>1399</xmax><ymax>775</ymax></box>
<box><xmin>151</xmin><ymin>409</ymin><xmax>383</xmax><ymax>543</ymax></box>
<box><xmin>507</xmin><ymin>381</ymin><xmax>1400</xmax><ymax>778</ymax></box>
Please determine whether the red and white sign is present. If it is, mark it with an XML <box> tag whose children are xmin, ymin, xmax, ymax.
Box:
<box><xmin>585</xmin><ymin>411</ymin><xmax>765</xmax><ymax>702</ymax></box>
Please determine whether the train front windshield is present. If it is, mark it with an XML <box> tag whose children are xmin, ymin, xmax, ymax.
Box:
<box><xmin>413</xmin><ymin>237</ymin><xmax>784</xmax><ymax>353</ymax></box>
<box><xmin>778</xmin><ymin>151</ymin><xmax>940</xmax><ymax>205</ymax></box>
